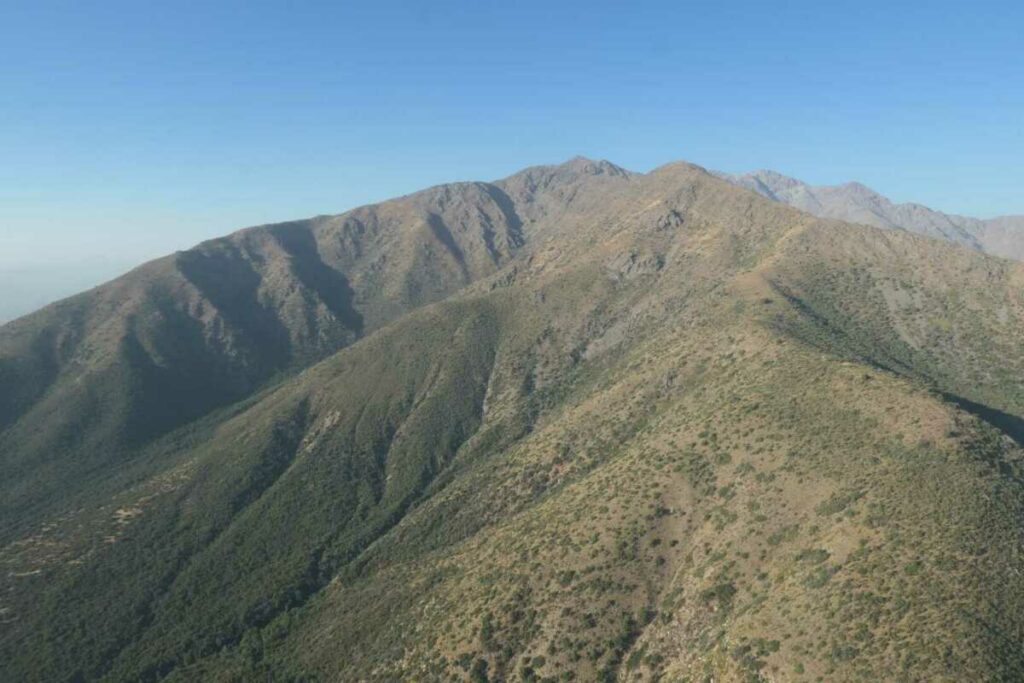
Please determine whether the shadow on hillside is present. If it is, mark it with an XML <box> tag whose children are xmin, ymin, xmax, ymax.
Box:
<box><xmin>270</xmin><ymin>225</ymin><xmax>365</xmax><ymax>335</ymax></box>
<box><xmin>943</xmin><ymin>392</ymin><xmax>1024</xmax><ymax>447</ymax></box>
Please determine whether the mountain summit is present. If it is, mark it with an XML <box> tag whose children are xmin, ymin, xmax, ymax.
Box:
<box><xmin>2</xmin><ymin>158</ymin><xmax>1024</xmax><ymax>682</ymax></box>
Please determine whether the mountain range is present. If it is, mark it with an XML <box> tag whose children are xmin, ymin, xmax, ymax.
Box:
<box><xmin>3</xmin><ymin>167</ymin><xmax>1021</xmax><ymax>327</ymax></box>
<box><xmin>716</xmin><ymin>169</ymin><xmax>1024</xmax><ymax>260</ymax></box>
<box><xmin>2</xmin><ymin>157</ymin><xmax>1024</xmax><ymax>682</ymax></box>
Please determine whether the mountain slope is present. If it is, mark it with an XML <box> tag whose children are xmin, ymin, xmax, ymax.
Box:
<box><xmin>717</xmin><ymin>169</ymin><xmax>1024</xmax><ymax>260</ymax></box>
<box><xmin>0</xmin><ymin>159</ymin><xmax>632</xmax><ymax>530</ymax></box>
<box><xmin>2</xmin><ymin>160</ymin><xmax>1023</xmax><ymax>682</ymax></box>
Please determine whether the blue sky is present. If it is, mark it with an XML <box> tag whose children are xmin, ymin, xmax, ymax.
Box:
<box><xmin>1</xmin><ymin>0</ymin><xmax>1022</xmax><ymax>282</ymax></box>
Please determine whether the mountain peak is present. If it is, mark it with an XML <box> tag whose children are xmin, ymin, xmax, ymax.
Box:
<box><xmin>557</xmin><ymin>155</ymin><xmax>631</xmax><ymax>177</ymax></box>
<box><xmin>748</xmin><ymin>169</ymin><xmax>806</xmax><ymax>186</ymax></box>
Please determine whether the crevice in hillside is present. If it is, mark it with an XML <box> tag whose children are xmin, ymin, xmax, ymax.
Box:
<box><xmin>158</xmin><ymin>419</ymin><xmax>487</xmax><ymax>682</ymax></box>
<box><xmin>425</xmin><ymin>213</ymin><xmax>471</xmax><ymax>281</ymax></box>
<box><xmin>268</xmin><ymin>225</ymin><xmax>364</xmax><ymax>336</ymax></box>
<box><xmin>119</xmin><ymin>302</ymin><xmax>259</xmax><ymax>447</ymax></box>
<box><xmin>481</xmin><ymin>183</ymin><xmax>526</xmax><ymax>250</ymax></box>
<box><xmin>136</xmin><ymin>319</ymin><xmax>501</xmax><ymax>681</ymax></box>
<box><xmin>175</xmin><ymin>244</ymin><xmax>293</xmax><ymax>369</ymax></box>
<box><xmin>95</xmin><ymin>398</ymin><xmax>314</xmax><ymax>682</ymax></box>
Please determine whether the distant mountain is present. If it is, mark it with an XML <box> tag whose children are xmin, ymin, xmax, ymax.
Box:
<box><xmin>716</xmin><ymin>169</ymin><xmax>1024</xmax><ymax>260</ymax></box>
<box><xmin>3</xmin><ymin>158</ymin><xmax>1024</xmax><ymax>682</ymax></box>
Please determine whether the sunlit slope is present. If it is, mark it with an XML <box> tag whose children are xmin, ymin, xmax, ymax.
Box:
<box><xmin>1</xmin><ymin>162</ymin><xmax>1022</xmax><ymax>682</ymax></box>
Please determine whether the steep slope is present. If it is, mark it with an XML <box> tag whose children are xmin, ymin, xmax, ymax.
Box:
<box><xmin>717</xmin><ymin>169</ymin><xmax>1024</xmax><ymax>260</ymax></box>
<box><xmin>2</xmin><ymin>161</ymin><xmax>1023</xmax><ymax>682</ymax></box>
<box><xmin>0</xmin><ymin>159</ymin><xmax>633</xmax><ymax>530</ymax></box>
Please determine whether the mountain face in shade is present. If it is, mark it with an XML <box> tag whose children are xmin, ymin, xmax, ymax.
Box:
<box><xmin>716</xmin><ymin>168</ymin><xmax>1024</xmax><ymax>260</ymax></box>
<box><xmin>2</xmin><ymin>158</ymin><xmax>1024</xmax><ymax>682</ymax></box>
<box><xmin>0</xmin><ymin>160</ymin><xmax>623</xmax><ymax>521</ymax></box>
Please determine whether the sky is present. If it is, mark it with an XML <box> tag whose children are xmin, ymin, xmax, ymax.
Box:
<box><xmin>1</xmin><ymin>0</ymin><xmax>1022</xmax><ymax>318</ymax></box>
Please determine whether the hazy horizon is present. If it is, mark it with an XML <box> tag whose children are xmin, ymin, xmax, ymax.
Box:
<box><xmin>3</xmin><ymin>154</ymin><xmax>1023</xmax><ymax>323</ymax></box>
<box><xmin>3</xmin><ymin>1</ymin><xmax>1023</xmax><ymax>320</ymax></box>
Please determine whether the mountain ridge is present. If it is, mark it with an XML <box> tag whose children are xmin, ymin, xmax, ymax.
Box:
<box><xmin>2</xmin><ymin>157</ymin><xmax>1024</xmax><ymax>682</ymax></box>
<box><xmin>0</xmin><ymin>157</ymin><xmax>641</xmax><ymax>529</ymax></box>
<box><xmin>715</xmin><ymin>168</ymin><xmax>1024</xmax><ymax>260</ymax></box>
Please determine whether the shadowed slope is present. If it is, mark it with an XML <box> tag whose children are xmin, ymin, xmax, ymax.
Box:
<box><xmin>2</xmin><ymin>161</ymin><xmax>1023</xmax><ymax>682</ymax></box>
<box><xmin>0</xmin><ymin>159</ymin><xmax>630</xmax><ymax>529</ymax></box>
